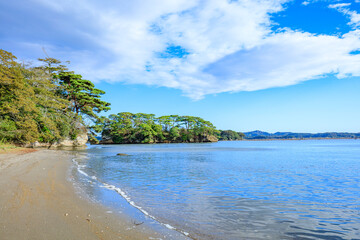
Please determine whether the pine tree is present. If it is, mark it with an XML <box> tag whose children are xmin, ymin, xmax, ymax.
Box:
<box><xmin>57</xmin><ymin>72</ymin><xmax>111</xmax><ymax>121</ymax></box>
<box><xmin>0</xmin><ymin>49</ymin><xmax>39</xmax><ymax>142</ymax></box>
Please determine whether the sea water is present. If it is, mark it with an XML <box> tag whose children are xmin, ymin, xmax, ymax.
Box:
<box><xmin>72</xmin><ymin>140</ymin><xmax>360</xmax><ymax>239</ymax></box>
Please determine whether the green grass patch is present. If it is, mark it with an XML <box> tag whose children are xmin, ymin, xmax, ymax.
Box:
<box><xmin>0</xmin><ymin>141</ymin><xmax>18</xmax><ymax>151</ymax></box>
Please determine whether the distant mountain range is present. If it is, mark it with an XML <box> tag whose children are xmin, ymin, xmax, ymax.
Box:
<box><xmin>243</xmin><ymin>130</ymin><xmax>360</xmax><ymax>140</ymax></box>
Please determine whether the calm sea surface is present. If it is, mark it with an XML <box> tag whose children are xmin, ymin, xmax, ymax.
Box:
<box><xmin>73</xmin><ymin>140</ymin><xmax>360</xmax><ymax>239</ymax></box>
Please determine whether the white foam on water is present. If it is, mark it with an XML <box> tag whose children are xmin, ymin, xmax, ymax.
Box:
<box><xmin>77</xmin><ymin>167</ymin><xmax>89</xmax><ymax>177</ymax></box>
<box><xmin>99</xmin><ymin>182</ymin><xmax>191</xmax><ymax>236</ymax></box>
<box><xmin>164</xmin><ymin>224</ymin><xmax>175</xmax><ymax>230</ymax></box>
<box><xmin>72</xmin><ymin>159</ymin><xmax>89</xmax><ymax>177</ymax></box>
<box><xmin>72</xmin><ymin>158</ymin><xmax>192</xmax><ymax>239</ymax></box>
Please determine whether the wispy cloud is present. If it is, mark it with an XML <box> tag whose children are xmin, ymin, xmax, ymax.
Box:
<box><xmin>329</xmin><ymin>3</ymin><xmax>351</xmax><ymax>8</ymax></box>
<box><xmin>329</xmin><ymin>2</ymin><xmax>360</xmax><ymax>27</ymax></box>
<box><xmin>1</xmin><ymin>0</ymin><xmax>360</xmax><ymax>99</ymax></box>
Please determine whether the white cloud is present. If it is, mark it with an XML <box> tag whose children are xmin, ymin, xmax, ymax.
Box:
<box><xmin>329</xmin><ymin>2</ymin><xmax>360</xmax><ymax>27</ymax></box>
<box><xmin>203</xmin><ymin>30</ymin><xmax>360</xmax><ymax>93</ymax></box>
<box><xmin>302</xmin><ymin>1</ymin><xmax>310</xmax><ymax>6</ymax></box>
<box><xmin>3</xmin><ymin>0</ymin><xmax>360</xmax><ymax>99</ymax></box>
<box><xmin>329</xmin><ymin>3</ymin><xmax>351</xmax><ymax>8</ymax></box>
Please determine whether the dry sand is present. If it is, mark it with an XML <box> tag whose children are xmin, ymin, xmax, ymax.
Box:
<box><xmin>0</xmin><ymin>149</ymin><xmax>167</xmax><ymax>240</ymax></box>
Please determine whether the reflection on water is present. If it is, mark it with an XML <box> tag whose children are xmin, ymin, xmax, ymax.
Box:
<box><xmin>74</xmin><ymin>140</ymin><xmax>360</xmax><ymax>239</ymax></box>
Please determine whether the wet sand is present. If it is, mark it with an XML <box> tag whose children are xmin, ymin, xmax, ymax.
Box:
<box><xmin>0</xmin><ymin>149</ymin><xmax>166</xmax><ymax>240</ymax></box>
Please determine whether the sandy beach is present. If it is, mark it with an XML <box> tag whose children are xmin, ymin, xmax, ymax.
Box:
<box><xmin>0</xmin><ymin>149</ymin><xmax>166</xmax><ymax>240</ymax></box>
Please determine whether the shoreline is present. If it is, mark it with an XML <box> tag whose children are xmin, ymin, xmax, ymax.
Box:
<box><xmin>93</xmin><ymin>137</ymin><xmax>358</xmax><ymax>146</ymax></box>
<box><xmin>237</xmin><ymin>137</ymin><xmax>359</xmax><ymax>141</ymax></box>
<box><xmin>0</xmin><ymin>149</ymin><xmax>172</xmax><ymax>240</ymax></box>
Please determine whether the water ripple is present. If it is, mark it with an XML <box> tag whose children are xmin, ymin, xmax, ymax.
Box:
<box><xmin>76</xmin><ymin>140</ymin><xmax>360</xmax><ymax>239</ymax></box>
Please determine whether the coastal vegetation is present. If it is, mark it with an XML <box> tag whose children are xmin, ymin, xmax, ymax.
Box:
<box><xmin>218</xmin><ymin>130</ymin><xmax>245</xmax><ymax>141</ymax></box>
<box><xmin>0</xmin><ymin>49</ymin><xmax>110</xmax><ymax>145</ymax></box>
<box><xmin>98</xmin><ymin>113</ymin><xmax>219</xmax><ymax>144</ymax></box>
<box><xmin>0</xmin><ymin>140</ymin><xmax>17</xmax><ymax>151</ymax></box>
<box><xmin>1</xmin><ymin>49</ymin><xmax>358</xmax><ymax>146</ymax></box>
<box><xmin>0</xmin><ymin>49</ymin><xmax>219</xmax><ymax>145</ymax></box>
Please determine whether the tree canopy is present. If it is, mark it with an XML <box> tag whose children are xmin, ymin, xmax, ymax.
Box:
<box><xmin>0</xmin><ymin>49</ymin><xmax>110</xmax><ymax>144</ymax></box>
<box><xmin>57</xmin><ymin>72</ymin><xmax>110</xmax><ymax>120</ymax></box>
<box><xmin>1</xmin><ymin>49</ymin><xmax>244</xmax><ymax>146</ymax></box>
<box><xmin>98</xmin><ymin>113</ymin><xmax>219</xmax><ymax>144</ymax></box>
<box><xmin>218</xmin><ymin>130</ymin><xmax>245</xmax><ymax>141</ymax></box>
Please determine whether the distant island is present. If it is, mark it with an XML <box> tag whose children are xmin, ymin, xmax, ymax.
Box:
<box><xmin>218</xmin><ymin>130</ymin><xmax>360</xmax><ymax>141</ymax></box>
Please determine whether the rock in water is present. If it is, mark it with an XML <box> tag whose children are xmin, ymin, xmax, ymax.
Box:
<box><xmin>117</xmin><ymin>153</ymin><xmax>129</xmax><ymax>156</ymax></box>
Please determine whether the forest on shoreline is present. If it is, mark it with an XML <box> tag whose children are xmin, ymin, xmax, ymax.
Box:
<box><xmin>0</xmin><ymin>49</ymin><xmax>110</xmax><ymax>145</ymax></box>
<box><xmin>0</xmin><ymin>49</ymin><xmax>222</xmax><ymax>146</ymax></box>
<box><xmin>99</xmin><ymin>113</ymin><xmax>219</xmax><ymax>144</ymax></box>
<box><xmin>1</xmin><ymin>49</ymin><xmax>357</xmax><ymax>146</ymax></box>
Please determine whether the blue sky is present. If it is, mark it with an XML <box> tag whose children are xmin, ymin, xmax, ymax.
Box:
<box><xmin>1</xmin><ymin>0</ymin><xmax>360</xmax><ymax>132</ymax></box>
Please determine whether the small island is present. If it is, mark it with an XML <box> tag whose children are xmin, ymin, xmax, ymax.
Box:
<box><xmin>98</xmin><ymin>113</ymin><xmax>219</xmax><ymax>144</ymax></box>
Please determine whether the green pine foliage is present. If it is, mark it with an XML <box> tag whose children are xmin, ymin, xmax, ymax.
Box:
<box><xmin>0</xmin><ymin>49</ymin><xmax>222</xmax><ymax>145</ymax></box>
<box><xmin>0</xmin><ymin>50</ymin><xmax>39</xmax><ymax>142</ymax></box>
<box><xmin>56</xmin><ymin>72</ymin><xmax>111</xmax><ymax>120</ymax></box>
<box><xmin>98</xmin><ymin>113</ymin><xmax>219</xmax><ymax>144</ymax></box>
<box><xmin>0</xmin><ymin>49</ymin><xmax>110</xmax><ymax>144</ymax></box>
